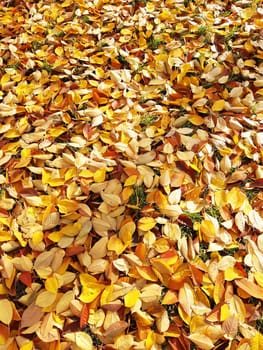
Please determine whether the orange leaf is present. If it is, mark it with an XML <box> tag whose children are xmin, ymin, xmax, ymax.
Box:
<box><xmin>80</xmin><ymin>303</ymin><xmax>89</xmax><ymax>329</ymax></box>
<box><xmin>161</xmin><ymin>290</ymin><xmax>178</xmax><ymax>305</ymax></box>
<box><xmin>135</xmin><ymin>242</ymin><xmax>147</xmax><ymax>261</ymax></box>
<box><xmin>0</xmin><ymin>323</ymin><xmax>9</xmax><ymax>345</ymax></box>
<box><xmin>235</xmin><ymin>279</ymin><xmax>263</xmax><ymax>300</ymax></box>
<box><xmin>136</xmin><ymin>266</ymin><xmax>158</xmax><ymax>281</ymax></box>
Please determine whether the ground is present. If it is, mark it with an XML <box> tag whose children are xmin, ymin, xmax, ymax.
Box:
<box><xmin>0</xmin><ymin>0</ymin><xmax>263</xmax><ymax>349</ymax></box>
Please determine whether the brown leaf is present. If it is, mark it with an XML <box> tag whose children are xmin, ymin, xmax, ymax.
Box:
<box><xmin>222</xmin><ymin>315</ymin><xmax>238</xmax><ymax>339</ymax></box>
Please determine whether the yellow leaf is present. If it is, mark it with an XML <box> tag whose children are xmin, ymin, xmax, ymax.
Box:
<box><xmin>48</xmin><ymin>126</ymin><xmax>67</xmax><ymax>137</ymax></box>
<box><xmin>256</xmin><ymin>88</ymin><xmax>263</xmax><ymax>96</ymax></box>
<box><xmin>45</xmin><ymin>276</ymin><xmax>59</xmax><ymax>293</ymax></box>
<box><xmin>124</xmin><ymin>289</ymin><xmax>140</xmax><ymax>308</ymax></box>
<box><xmin>93</xmin><ymin>168</ymin><xmax>106</xmax><ymax>182</ymax></box>
<box><xmin>159</xmin><ymin>8</ymin><xmax>171</xmax><ymax>21</ymax></box>
<box><xmin>55</xmin><ymin>46</ymin><xmax>64</xmax><ymax>56</ymax></box>
<box><xmin>79</xmin><ymin>169</ymin><xmax>94</xmax><ymax>178</ymax></box>
<box><xmin>65</xmin><ymin>168</ymin><xmax>77</xmax><ymax>181</ymax></box>
<box><xmin>226</xmin><ymin>187</ymin><xmax>247</xmax><ymax>211</ymax></box>
<box><xmin>60</xmin><ymin>222</ymin><xmax>81</xmax><ymax>237</ymax></box>
<box><xmin>48</xmin><ymin>178</ymin><xmax>65</xmax><ymax>187</ymax></box>
<box><xmin>138</xmin><ymin>217</ymin><xmax>156</xmax><ymax>231</ymax></box>
<box><xmin>48</xmin><ymin>230</ymin><xmax>64</xmax><ymax>243</ymax></box>
<box><xmin>146</xmin><ymin>330</ymin><xmax>156</xmax><ymax>350</ymax></box>
<box><xmin>150</xmin><ymin>258</ymin><xmax>172</xmax><ymax>275</ymax></box>
<box><xmin>20</xmin><ymin>341</ymin><xmax>33</xmax><ymax>350</ymax></box>
<box><xmin>178</xmin><ymin>305</ymin><xmax>191</xmax><ymax>325</ymax></box>
<box><xmin>254</xmin><ymin>271</ymin><xmax>263</xmax><ymax>288</ymax></box>
<box><xmin>0</xmin><ymin>231</ymin><xmax>12</xmax><ymax>242</ymax></box>
<box><xmin>0</xmin><ymin>284</ymin><xmax>8</xmax><ymax>295</ymax></box>
<box><xmin>100</xmin><ymin>285</ymin><xmax>114</xmax><ymax>306</ymax></box>
<box><xmin>120</xmin><ymin>28</ymin><xmax>132</xmax><ymax>35</ymax></box>
<box><xmin>122</xmin><ymin>187</ymin><xmax>134</xmax><ymax>202</ymax></box>
<box><xmin>153</xmin><ymin>238</ymin><xmax>170</xmax><ymax>253</ymax></box>
<box><xmin>177</xmin><ymin>63</ymin><xmax>191</xmax><ymax>83</ymax></box>
<box><xmin>241</xmin><ymin>7</ymin><xmax>255</xmax><ymax>21</ymax></box>
<box><xmin>32</xmin><ymin>231</ymin><xmax>44</xmax><ymax>245</ymax></box>
<box><xmin>224</xmin><ymin>266</ymin><xmax>244</xmax><ymax>281</ymax></box>
<box><xmin>136</xmin><ymin>266</ymin><xmax>158</xmax><ymax>282</ymax></box>
<box><xmin>200</xmin><ymin>220</ymin><xmax>216</xmax><ymax>242</ymax></box>
<box><xmin>79</xmin><ymin>274</ymin><xmax>105</xmax><ymax>303</ymax></box>
<box><xmin>146</xmin><ymin>2</ymin><xmax>155</xmax><ymax>12</ymax></box>
<box><xmin>57</xmin><ymin>199</ymin><xmax>79</xmax><ymax>213</ymax></box>
<box><xmin>213</xmin><ymin>272</ymin><xmax>224</xmax><ymax>304</ymax></box>
<box><xmin>1</xmin><ymin>73</ymin><xmax>10</xmax><ymax>85</ymax></box>
<box><xmin>107</xmin><ymin>236</ymin><xmax>125</xmax><ymax>255</ymax></box>
<box><xmin>220</xmin><ymin>303</ymin><xmax>230</xmax><ymax>321</ymax></box>
<box><xmin>124</xmin><ymin>175</ymin><xmax>137</xmax><ymax>187</ymax></box>
<box><xmin>215</xmin><ymin>190</ymin><xmax>227</xmax><ymax>207</ymax></box>
<box><xmin>189</xmin><ymin>114</ymin><xmax>204</xmax><ymax>125</ymax></box>
<box><xmin>0</xmin><ymin>299</ymin><xmax>13</xmax><ymax>325</ymax></box>
<box><xmin>42</xmin><ymin>169</ymin><xmax>51</xmax><ymax>184</ymax></box>
<box><xmin>79</xmin><ymin>283</ymin><xmax>104</xmax><ymax>303</ymax></box>
<box><xmin>4</xmin><ymin>129</ymin><xmax>20</xmax><ymax>138</ymax></box>
<box><xmin>119</xmin><ymin>220</ymin><xmax>136</xmax><ymax>246</ymax></box>
<box><xmin>251</xmin><ymin>332</ymin><xmax>263</xmax><ymax>350</ymax></box>
<box><xmin>212</xmin><ymin>99</ymin><xmax>225</xmax><ymax>112</ymax></box>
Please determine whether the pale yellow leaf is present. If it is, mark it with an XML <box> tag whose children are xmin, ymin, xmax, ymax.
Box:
<box><xmin>35</xmin><ymin>291</ymin><xmax>57</xmax><ymax>308</ymax></box>
<box><xmin>0</xmin><ymin>299</ymin><xmax>13</xmax><ymax>325</ymax></box>
<box><xmin>188</xmin><ymin>333</ymin><xmax>214</xmax><ymax>350</ymax></box>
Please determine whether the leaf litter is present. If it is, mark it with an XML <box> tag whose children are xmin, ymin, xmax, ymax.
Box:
<box><xmin>0</xmin><ymin>0</ymin><xmax>263</xmax><ymax>349</ymax></box>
